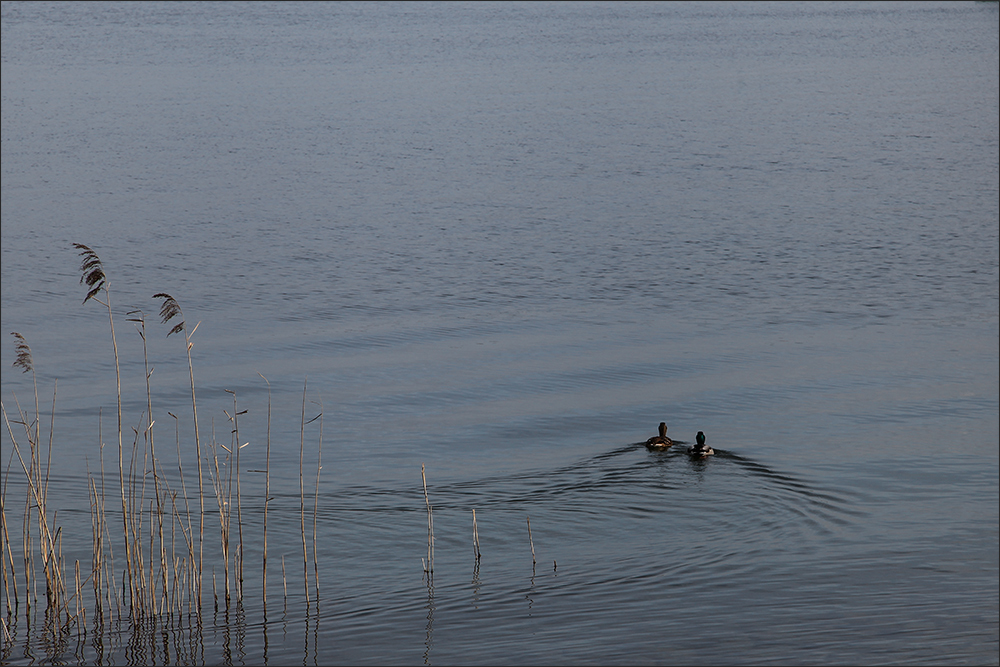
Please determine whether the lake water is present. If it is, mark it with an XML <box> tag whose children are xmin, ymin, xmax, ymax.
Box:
<box><xmin>1</xmin><ymin>1</ymin><xmax>998</xmax><ymax>665</ymax></box>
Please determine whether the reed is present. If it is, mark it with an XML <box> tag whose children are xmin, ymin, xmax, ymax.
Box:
<box><xmin>0</xmin><ymin>242</ymin><xmax>407</xmax><ymax>657</ymax></box>
<box><xmin>208</xmin><ymin>422</ymin><xmax>232</xmax><ymax>605</ymax></box>
<box><xmin>1</xmin><ymin>446</ymin><xmax>17</xmax><ymax>616</ymax></box>
<box><xmin>472</xmin><ymin>509</ymin><xmax>481</xmax><ymax>563</ymax></box>
<box><xmin>154</xmin><ymin>291</ymin><xmax>205</xmax><ymax>607</ymax></box>
<box><xmin>281</xmin><ymin>555</ymin><xmax>287</xmax><ymax>605</ymax></box>
<box><xmin>258</xmin><ymin>373</ymin><xmax>271</xmax><ymax>611</ymax></box>
<box><xmin>422</xmin><ymin>464</ymin><xmax>434</xmax><ymax>576</ymax></box>
<box><xmin>167</xmin><ymin>410</ymin><xmax>197</xmax><ymax>615</ymax></box>
<box><xmin>2</xmin><ymin>334</ymin><xmax>70</xmax><ymax>631</ymax></box>
<box><xmin>126</xmin><ymin>310</ymin><xmax>170</xmax><ymax>616</ymax></box>
<box><xmin>311</xmin><ymin>397</ymin><xmax>323</xmax><ymax>601</ymax></box>
<box><xmin>299</xmin><ymin>380</ymin><xmax>310</xmax><ymax>604</ymax></box>
<box><xmin>74</xmin><ymin>244</ymin><xmax>134</xmax><ymax>609</ymax></box>
<box><xmin>223</xmin><ymin>389</ymin><xmax>248</xmax><ymax>602</ymax></box>
<box><xmin>3</xmin><ymin>394</ymin><xmax>68</xmax><ymax>629</ymax></box>
<box><xmin>526</xmin><ymin>516</ymin><xmax>536</xmax><ymax>567</ymax></box>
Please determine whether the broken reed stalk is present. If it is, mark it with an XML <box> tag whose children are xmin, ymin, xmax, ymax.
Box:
<box><xmin>526</xmin><ymin>516</ymin><xmax>536</xmax><ymax>566</ymax></box>
<box><xmin>169</xmin><ymin>410</ymin><xmax>197</xmax><ymax>614</ymax></box>
<box><xmin>1</xmin><ymin>449</ymin><xmax>17</xmax><ymax>615</ymax></box>
<box><xmin>312</xmin><ymin>398</ymin><xmax>323</xmax><ymax>601</ymax></box>
<box><xmin>86</xmin><ymin>476</ymin><xmax>102</xmax><ymax>622</ymax></box>
<box><xmin>422</xmin><ymin>464</ymin><xmax>434</xmax><ymax>575</ymax></box>
<box><xmin>209</xmin><ymin>424</ymin><xmax>231</xmax><ymax>605</ymax></box>
<box><xmin>281</xmin><ymin>555</ymin><xmax>287</xmax><ymax>606</ymax></box>
<box><xmin>472</xmin><ymin>509</ymin><xmax>481</xmax><ymax>563</ymax></box>
<box><xmin>225</xmin><ymin>389</ymin><xmax>247</xmax><ymax>603</ymax></box>
<box><xmin>258</xmin><ymin>373</ymin><xmax>271</xmax><ymax>611</ymax></box>
<box><xmin>299</xmin><ymin>380</ymin><xmax>309</xmax><ymax>604</ymax></box>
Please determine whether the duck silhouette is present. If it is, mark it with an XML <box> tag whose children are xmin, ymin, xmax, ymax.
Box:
<box><xmin>687</xmin><ymin>431</ymin><xmax>714</xmax><ymax>457</ymax></box>
<box><xmin>645</xmin><ymin>422</ymin><xmax>674</xmax><ymax>451</ymax></box>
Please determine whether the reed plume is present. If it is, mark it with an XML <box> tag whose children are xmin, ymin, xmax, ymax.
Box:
<box><xmin>10</xmin><ymin>333</ymin><xmax>33</xmax><ymax>376</ymax></box>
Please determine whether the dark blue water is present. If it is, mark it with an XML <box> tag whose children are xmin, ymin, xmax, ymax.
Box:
<box><xmin>2</xmin><ymin>2</ymin><xmax>997</xmax><ymax>664</ymax></box>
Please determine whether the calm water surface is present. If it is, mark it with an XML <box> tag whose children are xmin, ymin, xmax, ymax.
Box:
<box><xmin>1</xmin><ymin>2</ymin><xmax>998</xmax><ymax>665</ymax></box>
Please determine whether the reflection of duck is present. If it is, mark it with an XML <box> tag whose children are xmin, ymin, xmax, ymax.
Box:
<box><xmin>645</xmin><ymin>422</ymin><xmax>674</xmax><ymax>450</ymax></box>
<box><xmin>687</xmin><ymin>431</ymin><xmax>714</xmax><ymax>457</ymax></box>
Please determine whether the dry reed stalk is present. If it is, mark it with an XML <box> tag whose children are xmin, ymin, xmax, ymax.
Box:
<box><xmin>167</xmin><ymin>411</ymin><xmax>198</xmax><ymax>615</ymax></box>
<box><xmin>299</xmin><ymin>380</ymin><xmax>309</xmax><ymax>603</ymax></box>
<box><xmin>0</xmin><ymin>494</ymin><xmax>14</xmax><ymax>615</ymax></box>
<box><xmin>312</xmin><ymin>397</ymin><xmax>323</xmax><ymax>601</ymax></box>
<box><xmin>126</xmin><ymin>423</ymin><xmax>147</xmax><ymax>613</ymax></box>
<box><xmin>225</xmin><ymin>390</ymin><xmax>248</xmax><ymax>602</ymax></box>
<box><xmin>472</xmin><ymin>509</ymin><xmax>481</xmax><ymax>563</ymax></box>
<box><xmin>422</xmin><ymin>464</ymin><xmax>434</xmax><ymax>575</ymax></box>
<box><xmin>42</xmin><ymin>384</ymin><xmax>55</xmax><ymax>547</ymax></box>
<box><xmin>526</xmin><ymin>516</ymin><xmax>536</xmax><ymax>566</ymax></box>
<box><xmin>9</xmin><ymin>335</ymin><xmax>38</xmax><ymax>612</ymax></box>
<box><xmin>208</xmin><ymin>432</ymin><xmax>231</xmax><ymax>605</ymax></box>
<box><xmin>21</xmin><ymin>490</ymin><xmax>32</xmax><ymax>609</ymax></box>
<box><xmin>1</xmin><ymin>437</ymin><xmax>18</xmax><ymax>615</ymax></box>
<box><xmin>87</xmin><ymin>474</ymin><xmax>102</xmax><ymax>621</ymax></box>
<box><xmin>258</xmin><ymin>373</ymin><xmax>271</xmax><ymax>610</ymax></box>
<box><xmin>2</xmin><ymin>400</ymin><xmax>68</xmax><ymax>618</ymax></box>
<box><xmin>129</xmin><ymin>310</ymin><xmax>172</xmax><ymax>617</ymax></box>
<box><xmin>281</xmin><ymin>555</ymin><xmax>287</xmax><ymax>604</ymax></box>
<box><xmin>74</xmin><ymin>244</ymin><xmax>134</xmax><ymax>609</ymax></box>
<box><xmin>74</xmin><ymin>560</ymin><xmax>81</xmax><ymax>627</ymax></box>
<box><xmin>96</xmin><ymin>408</ymin><xmax>118</xmax><ymax>623</ymax></box>
<box><xmin>10</xmin><ymin>334</ymin><xmax>39</xmax><ymax>478</ymax></box>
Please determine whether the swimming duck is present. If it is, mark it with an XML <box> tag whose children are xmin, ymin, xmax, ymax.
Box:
<box><xmin>687</xmin><ymin>431</ymin><xmax>714</xmax><ymax>457</ymax></box>
<box><xmin>645</xmin><ymin>422</ymin><xmax>674</xmax><ymax>451</ymax></box>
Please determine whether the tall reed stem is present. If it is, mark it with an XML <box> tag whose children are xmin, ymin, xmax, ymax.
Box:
<box><xmin>224</xmin><ymin>390</ymin><xmax>247</xmax><ymax>602</ymax></box>
<box><xmin>299</xmin><ymin>380</ymin><xmax>309</xmax><ymax>604</ymax></box>
<box><xmin>258</xmin><ymin>373</ymin><xmax>271</xmax><ymax>610</ymax></box>
<box><xmin>74</xmin><ymin>244</ymin><xmax>134</xmax><ymax>608</ymax></box>
<box><xmin>153</xmin><ymin>292</ymin><xmax>204</xmax><ymax>608</ymax></box>
<box><xmin>312</xmin><ymin>398</ymin><xmax>322</xmax><ymax>601</ymax></box>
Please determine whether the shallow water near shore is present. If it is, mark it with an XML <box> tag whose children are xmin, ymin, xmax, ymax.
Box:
<box><xmin>1</xmin><ymin>2</ymin><xmax>998</xmax><ymax>665</ymax></box>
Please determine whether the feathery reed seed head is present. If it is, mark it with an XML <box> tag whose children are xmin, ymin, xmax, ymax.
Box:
<box><xmin>152</xmin><ymin>293</ymin><xmax>186</xmax><ymax>337</ymax></box>
<box><xmin>73</xmin><ymin>243</ymin><xmax>106</xmax><ymax>303</ymax></box>
<box><xmin>10</xmin><ymin>332</ymin><xmax>33</xmax><ymax>373</ymax></box>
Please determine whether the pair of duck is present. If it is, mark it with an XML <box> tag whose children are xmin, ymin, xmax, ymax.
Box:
<box><xmin>645</xmin><ymin>422</ymin><xmax>714</xmax><ymax>457</ymax></box>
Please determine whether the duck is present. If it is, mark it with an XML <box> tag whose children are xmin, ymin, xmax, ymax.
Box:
<box><xmin>645</xmin><ymin>422</ymin><xmax>674</xmax><ymax>451</ymax></box>
<box><xmin>687</xmin><ymin>431</ymin><xmax>714</xmax><ymax>457</ymax></box>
